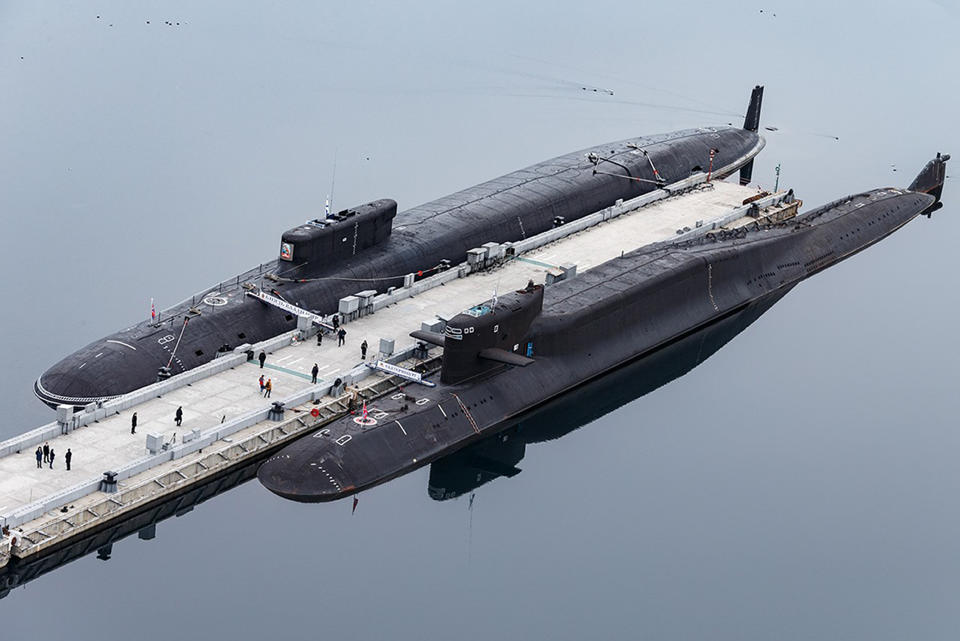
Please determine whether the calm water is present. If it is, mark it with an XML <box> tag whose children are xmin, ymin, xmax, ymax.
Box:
<box><xmin>2</xmin><ymin>2</ymin><xmax>960</xmax><ymax>639</ymax></box>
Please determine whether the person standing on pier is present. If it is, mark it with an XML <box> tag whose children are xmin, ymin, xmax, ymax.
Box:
<box><xmin>316</xmin><ymin>331</ymin><xmax>323</xmax><ymax>346</ymax></box>
<box><xmin>175</xmin><ymin>406</ymin><xmax>183</xmax><ymax>427</ymax></box>
<box><xmin>311</xmin><ymin>363</ymin><xmax>319</xmax><ymax>384</ymax></box>
<box><xmin>360</xmin><ymin>340</ymin><xmax>368</xmax><ymax>360</ymax></box>
<box><xmin>259</xmin><ymin>374</ymin><xmax>265</xmax><ymax>393</ymax></box>
<box><xmin>337</xmin><ymin>327</ymin><xmax>346</xmax><ymax>347</ymax></box>
<box><xmin>48</xmin><ymin>448</ymin><xmax>55</xmax><ymax>469</ymax></box>
<box><xmin>65</xmin><ymin>448</ymin><xmax>72</xmax><ymax>471</ymax></box>
<box><xmin>35</xmin><ymin>446</ymin><xmax>42</xmax><ymax>468</ymax></box>
<box><xmin>131</xmin><ymin>411</ymin><xmax>137</xmax><ymax>434</ymax></box>
<box><xmin>258</xmin><ymin>351</ymin><xmax>267</xmax><ymax>368</ymax></box>
<box><xmin>42</xmin><ymin>442</ymin><xmax>49</xmax><ymax>464</ymax></box>
<box><xmin>264</xmin><ymin>379</ymin><xmax>273</xmax><ymax>398</ymax></box>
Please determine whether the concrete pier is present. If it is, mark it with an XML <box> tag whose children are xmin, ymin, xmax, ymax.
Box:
<box><xmin>0</xmin><ymin>176</ymin><xmax>796</xmax><ymax>569</ymax></box>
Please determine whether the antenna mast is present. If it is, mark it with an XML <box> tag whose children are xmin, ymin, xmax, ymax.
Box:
<box><xmin>327</xmin><ymin>148</ymin><xmax>338</xmax><ymax>217</ymax></box>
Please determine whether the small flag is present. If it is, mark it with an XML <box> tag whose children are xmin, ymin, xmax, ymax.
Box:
<box><xmin>362</xmin><ymin>400</ymin><xmax>368</xmax><ymax>421</ymax></box>
<box><xmin>324</xmin><ymin>195</ymin><xmax>331</xmax><ymax>218</ymax></box>
<box><xmin>150</xmin><ymin>298</ymin><xmax>156</xmax><ymax>321</ymax></box>
<box><xmin>352</xmin><ymin>495</ymin><xmax>359</xmax><ymax>514</ymax></box>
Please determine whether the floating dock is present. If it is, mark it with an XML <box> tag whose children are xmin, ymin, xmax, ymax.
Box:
<box><xmin>0</xmin><ymin>174</ymin><xmax>797</xmax><ymax>572</ymax></box>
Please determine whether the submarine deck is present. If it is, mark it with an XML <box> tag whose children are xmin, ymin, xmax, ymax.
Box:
<box><xmin>0</xmin><ymin>177</ymin><xmax>791</xmax><ymax>568</ymax></box>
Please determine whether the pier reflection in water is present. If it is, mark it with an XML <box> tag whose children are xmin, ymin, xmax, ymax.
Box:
<box><xmin>0</xmin><ymin>457</ymin><xmax>263</xmax><ymax>599</ymax></box>
<box><xmin>0</xmin><ymin>288</ymin><xmax>791</xmax><ymax>597</ymax></box>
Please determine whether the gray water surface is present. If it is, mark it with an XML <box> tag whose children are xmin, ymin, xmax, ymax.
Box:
<box><xmin>2</xmin><ymin>2</ymin><xmax>960</xmax><ymax>639</ymax></box>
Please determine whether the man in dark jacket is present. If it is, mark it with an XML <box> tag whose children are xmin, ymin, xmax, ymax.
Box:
<box><xmin>42</xmin><ymin>442</ymin><xmax>49</xmax><ymax>463</ymax></box>
<box><xmin>258</xmin><ymin>351</ymin><xmax>266</xmax><ymax>368</ymax></box>
<box><xmin>360</xmin><ymin>340</ymin><xmax>368</xmax><ymax>360</ymax></box>
<box><xmin>337</xmin><ymin>328</ymin><xmax>346</xmax><ymax>347</ymax></box>
<box><xmin>311</xmin><ymin>363</ymin><xmax>319</xmax><ymax>384</ymax></box>
<box><xmin>131</xmin><ymin>411</ymin><xmax>138</xmax><ymax>434</ymax></box>
<box><xmin>175</xmin><ymin>406</ymin><xmax>183</xmax><ymax>427</ymax></box>
<box><xmin>35</xmin><ymin>446</ymin><xmax>42</xmax><ymax>468</ymax></box>
<box><xmin>48</xmin><ymin>448</ymin><xmax>55</xmax><ymax>469</ymax></box>
<box><xmin>65</xmin><ymin>448</ymin><xmax>73</xmax><ymax>471</ymax></box>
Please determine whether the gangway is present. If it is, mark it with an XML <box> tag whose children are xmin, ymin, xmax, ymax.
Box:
<box><xmin>246</xmin><ymin>289</ymin><xmax>335</xmax><ymax>332</ymax></box>
<box><xmin>367</xmin><ymin>360</ymin><xmax>437</xmax><ymax>387</ymax></box>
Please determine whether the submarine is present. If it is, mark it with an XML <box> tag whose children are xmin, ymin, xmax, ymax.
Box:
<box><xmin>34</xmin><ymin>87</ymin><xmax>767</xmax><ymax>408</ymax></box>
<box><xmin>256</xmin><ymin>153</ymin><xmax>950</xmax><ymax>502</ymax></box>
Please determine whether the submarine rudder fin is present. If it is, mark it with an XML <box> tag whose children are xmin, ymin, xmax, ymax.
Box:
<box><xmin>908</xmin><ymin>152</ymin><xmax>950</xmax><ymax>207</ymax></box>
<box><xmin>739</xmin><ymin>84</ymin><xmax>764</xmax><ymax>186</ymax></box>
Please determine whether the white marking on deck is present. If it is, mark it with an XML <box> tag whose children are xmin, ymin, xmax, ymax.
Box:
<box><xmin>106</xmin><ymin>340</ymin><xmax>137</xmax><ymax>350</ymax></box>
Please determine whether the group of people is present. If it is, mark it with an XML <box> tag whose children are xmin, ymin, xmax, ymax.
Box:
<box><xmin>256</xmin><ymin>315</ymin><xmax>371</xmax><ymax>395</ymax></box>
<box><xmin>258</xmin><ymin>375</ymin><xmax>273</xmax><ymax>397</ymax></box>
<box><xmin>31</xmin><ymin>313</ymin><xmax>375</xmax><ymax>475</ymax></box>
<box><xmin>35</xmin><ymin>442</ymin><xmax>72</xmax><ymax>471</ymax></box>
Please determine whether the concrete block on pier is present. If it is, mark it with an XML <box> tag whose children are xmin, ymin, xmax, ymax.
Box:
<box><xmin>546</xmin><ymin>263</ymin><xmax>578</xmax><ymax>286</ymax></box>
<box><xmin>56</xmin><ymin>405</ymin><xmax>74</xmax><ymax>434</ymax></box>
<box><xmin>338</xmin><ymin>295</ymin><xmax>360</xmax><ymax>315</ymax></box>
<box><xmin>296</xmin><ymin>314</ymin><xmax>313</xmax><ymax>332</ymax></box>
<box><xmin>356</xmin><ymin>290</ymin><xmax>377</xmax><ymax>317</ymax></box>
<box><xmin>146</xmin><ymin>433</ymin><xmax>163</xmax><ymax>455</ymax></box>
<box><xmin>56</xmin><ymin>405</ymin><xmax>73</xmax><ymax>424</ymax></box>
<box><xmin>482</xmin><ymin>242</ymin><xmax>505</xmax><ymax>261</ymax></box>
<box><xmin>466</xmin><ymin>247</ymin><xmax>487</xmax><ymax>268</ymax></box>
<box><xmin>421</xmin><ymin>319</ymin><xmax>445</xmax><ymax>333</ymax></box>
<box><xmin>379</xmin><ymin>338</ymin><xmax>395</xmax><ymax>358</ymax></box>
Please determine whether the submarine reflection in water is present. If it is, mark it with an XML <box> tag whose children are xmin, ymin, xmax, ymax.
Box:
<box><xmin>427</xmin><ymin>287</ymin><xmax>792</xmax><ymax>501</ymax></box>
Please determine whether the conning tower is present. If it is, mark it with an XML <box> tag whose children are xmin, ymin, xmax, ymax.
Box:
<box><xmin>279</xmin><ymin>199</ymin><xmax>397</xmax><ymax>266</ymax></box>
<box><xmin>438</xmin><ymin>283</ymin><xmax>542</xmax><ymax>384</ymax></box>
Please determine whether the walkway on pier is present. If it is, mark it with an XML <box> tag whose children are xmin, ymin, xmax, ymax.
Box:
<box><xmin>0</xmin><ymin>178</ymin><xmax>778</xmax><ymax>550</ymax></box>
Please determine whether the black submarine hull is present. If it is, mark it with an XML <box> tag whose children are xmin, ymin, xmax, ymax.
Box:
<box><xmin>35</xmin><ymin>91</ymin><xmax>766</xmax><ymax>407</ymax></box>
<box><xmin>257</xmin><ymin>157</ymin><xmax>947</xmax><ymax>503</ymax></box>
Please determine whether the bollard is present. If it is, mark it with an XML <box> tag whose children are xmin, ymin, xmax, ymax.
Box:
<box><xmin>413</xmin><ymin>341</ymin><xmax>430</xmax><ymax>361</ymax></box>
<box><xmin>100</xmin><ymin>471</ymin><xmax>118</xmax><ymax>493</ymax></box>
<box><xmin>268</xmin><ymin>401</ymin><xmax>286</xmax><ymax>421</ymax></box>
